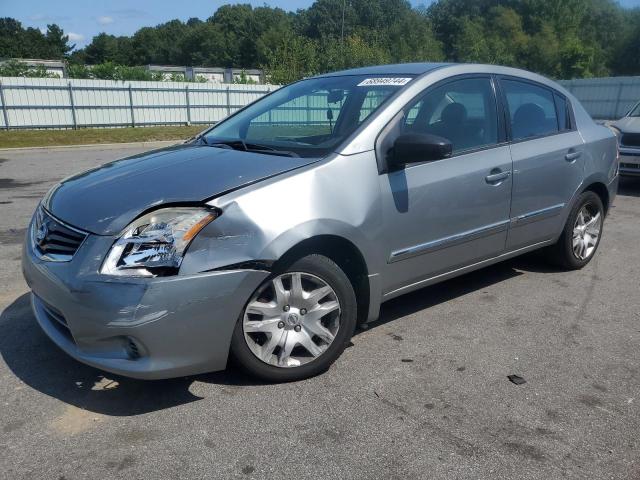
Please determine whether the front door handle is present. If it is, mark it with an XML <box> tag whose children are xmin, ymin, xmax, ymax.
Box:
<box><xmin>485</xmin><ymin>170</ymin><xmax>511</xmax><ymax>184</ymax></box>
<box><xmin>565</xmin><ymin>151</ymin><xmax>581</xmax><ymax>162</ymax></box>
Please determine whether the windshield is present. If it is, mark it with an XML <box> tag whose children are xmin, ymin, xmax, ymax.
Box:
<box><xmin>630</xmin><ymin>102</ymin><xmax>640</xmax><ymax>117</ymax></box>
<box><xmin>202</xmin><ymin>75</ymin><xmax>415</xmax><ymax>157</ymax></box>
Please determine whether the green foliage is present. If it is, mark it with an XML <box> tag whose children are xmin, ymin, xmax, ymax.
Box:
<box><xmin>66</xmin><ymin>63</ymin><xmax>92</xmax><ymax>79</ymax></box>
<box><xmin>429</xmin><ymin>0</ymin><xmax>634</xmax><ymax>79</ymax></box>
<box><xmin>0</xmin><ymin>18</ymin><xmax>72</xmax><ymax>59</ymax></box>
<box><xmin>1</xmin><ymin>1</ymin><xmax>639</xmax><ymax>84</ymax></box>
<box><xmin>79</xmin><ymin>33</ymin><xmax>132</xmax><ymax>65</ymax></box>
<box><xmin>233</xmin><ymin>70</ymin><xmax>257</xmax><ymax>84</ymax></box>
<box><xmin>78</xmin><ymin>63</ymin><xmax>196</xmax><ymax>82</ymax></box>
<box><xmin>0</xmin><ymin>59</ymin><xmax>59</xmax><ymax>78</ymax></box>
<box><xmin>264</xmin><ymin>34</ymin><xmax>319</xmax><ymax>84</ymax></box>
<box><xmin>318</xmin><ymin>35</ymin><xmax>392</xmax><ymax>72</ymax></box>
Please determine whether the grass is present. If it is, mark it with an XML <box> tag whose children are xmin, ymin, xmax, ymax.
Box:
<box><xmin>0</xmin><ymin>125</ymin><xmax>207</xmax><ymax>149</ymax></box>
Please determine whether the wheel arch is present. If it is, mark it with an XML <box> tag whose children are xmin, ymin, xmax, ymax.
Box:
<box><xmin>581</xmin><ymin>181</ymin><xmax>610</xmax><ymax>214</ymax></box>
<box><xmin>273</xmin><ymin>235</ymin><xmax>371</xmax><ymax>324</ymax></box>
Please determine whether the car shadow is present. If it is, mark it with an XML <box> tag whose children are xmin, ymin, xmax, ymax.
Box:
<box><xmin>618</xmin><ymin>176</ymin><xmax>640</xmax><ymax>197</ymax></box>
<box><xmin>364</xmin><ymin>260</ymin><xmax>524</xmax><ymax>332</ymax></box>
<box><xmin>1</xmin><ymin>256</ymin><xmax>546</xmax><ymax>416</ymax></box>
<box><xmin>0</xmin><ymin>293</ymin><xmax>266</xmax><ymax>416</ymax></box>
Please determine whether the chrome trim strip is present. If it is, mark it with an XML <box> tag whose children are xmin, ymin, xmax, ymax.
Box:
<box><xmin>384</xmin><ymin>239</ymin><xmax>553</xmax><ymax>298</ymax></box>
<box><xmin>389</xmin><ymin>219</ymin><xmax>510</xmax><ymax>263</ymax></box>
<box><xmin>510</xmin><ymin>203</ymin><xmax>565</xmax><ymax>227</ymax></box>
<box><xmin>619</xmin><ymin>148</ymin><xmax>640</xmax><ymax>157</ymax></box>
<box><xmin>41</xmin><ymin>206</ymin><xmax>88</xmax><ymax>235</ymax></box>
<box><xmin>619</xmin><ymin>167</ymin><xmax>640</xmax><ymax>176</ymax></box>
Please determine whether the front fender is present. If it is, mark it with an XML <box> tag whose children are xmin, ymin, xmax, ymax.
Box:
<box><xmin>179</xmin><ymin>151</ymin><xmax>385</xmax><ymax>276</ymax></box>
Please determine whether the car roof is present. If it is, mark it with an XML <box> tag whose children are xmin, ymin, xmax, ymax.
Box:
<box><xmin>314</xmin><ymin>62</ymin><xmax>452</xmax><ymax>77</ymax></box>
<box><xmin>314</xmin><ymin>63</ymin><xmax>573</xmax><ymax>84</ymax></box>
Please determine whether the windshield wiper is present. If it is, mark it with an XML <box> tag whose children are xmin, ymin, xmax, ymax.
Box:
<box><xmin>200</xmin><ymin>137</ymin><xmax>299</xmax><ymax>157</ymax></box>
<box><xmin>245</xmin><ymin>142</ymin><xmax>300</xmax><ymax>158</ymax></box>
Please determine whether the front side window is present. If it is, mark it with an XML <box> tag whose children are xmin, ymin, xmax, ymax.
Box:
<box><xmin>401</xmin><ymin>77</ymin><xmax>499</xmax><ymax>154</ymax></box>
<box><xmin>629</xmin><ymin>101</ymin><xmax>640</xmax><ymax>117</ymax></box>
<box><xmin>502</xmin><ymin>79</ymin><xmax>559</xmax><ymax>141</ymax></box>
<box><xmin>203</xmin><ymin>75</ymin><xmax>414</xmax><ymax>157</ymax></box>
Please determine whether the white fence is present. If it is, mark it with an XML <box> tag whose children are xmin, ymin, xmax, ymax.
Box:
<box><xmin>559</xmin><ymin>76</ymin><xmax>640</xmax><ymax>120</ymax></box>
<box><xmin>0</xmin><ymin>77</ymin><xmax>280</xmax><ymax>130</ymax></box>
<box><xmin>3</xmin><ymin>75</ymin><xmax>639</xmax><ymax>129</ymax></box>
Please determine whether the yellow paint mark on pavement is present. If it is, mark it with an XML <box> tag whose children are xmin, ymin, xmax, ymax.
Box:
<box><xmin>49</xmin><ymin>405</ymin><xmax>105</xmax><ymax>436</ymax></box>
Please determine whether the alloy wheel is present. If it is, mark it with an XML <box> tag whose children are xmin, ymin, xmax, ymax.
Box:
<box><xmin>242</xmin><ymin>272</ymin><xmax>341</xmax><ymax>368</ymax></box>
<box><xmin>572</xmin><ymin>204</ymin><xmax>602</xmax><ymax>260</ymax></box>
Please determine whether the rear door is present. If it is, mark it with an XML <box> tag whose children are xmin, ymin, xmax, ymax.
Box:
<box><xmin>498</xmin><ymin>77</ymin><xmax>584</xmax><ymax>250</ymax></box>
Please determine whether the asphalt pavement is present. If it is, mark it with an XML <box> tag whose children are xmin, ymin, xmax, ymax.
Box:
<box><xmin>1</xmin><ymin>144</ymin><xmax>639</xmax><ymax>479</ymax></box>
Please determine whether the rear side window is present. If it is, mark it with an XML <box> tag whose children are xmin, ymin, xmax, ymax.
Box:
<box><xmin>501</xmin><ymin>79</ymin><xmax>559</xmax><ymax>141</ymax></box>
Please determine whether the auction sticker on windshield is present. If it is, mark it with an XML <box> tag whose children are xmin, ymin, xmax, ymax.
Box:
<box><xmin>357</xmin><ymin>78</ymin><xmax>412</xmax><ymax>87</ymax></box>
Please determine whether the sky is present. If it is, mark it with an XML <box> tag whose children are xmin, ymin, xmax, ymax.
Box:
<box><xmin>2</xmin><ymin>0</ymin><xmax>640</xmax><ymax>49</ymax></box>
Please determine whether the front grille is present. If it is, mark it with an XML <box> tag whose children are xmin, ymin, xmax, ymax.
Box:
<box><xmin>620</xmin><ymin>162</ymin><xmax>640</xmax><ymax>170</ymax></box>
<box><xmin>39</xmin><ymin>298</ymin><xmax>75</xmax><ymax>343</ymax></box>
<box><xmin>621</xmin><ymin>133</ymin><xmax>640</xmax><ymax>148</ymax></box>
<box><xmin>32</xmin><ymin>207</ymin><xmax>87</xmax><ymax>261</ymax></box>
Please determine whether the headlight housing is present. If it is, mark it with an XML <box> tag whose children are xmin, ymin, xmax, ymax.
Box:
<box><xmin>101</xmin><ymin>207</ymin><xmax>219</xmax><ymax>277</ymax></box>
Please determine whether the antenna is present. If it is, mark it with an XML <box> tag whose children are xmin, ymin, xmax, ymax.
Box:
<box><xmin>341</xmin><ymin>0</ymin><xmax>346</xmax><ymax>45</ymax></box>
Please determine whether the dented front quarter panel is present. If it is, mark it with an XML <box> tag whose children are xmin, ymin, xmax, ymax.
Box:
<box><xmin>180</xmin><ymin>152</ymin><xmax>385</xmax><ymax>276</ymax></box>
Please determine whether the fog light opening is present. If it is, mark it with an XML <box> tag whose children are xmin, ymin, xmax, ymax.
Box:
<box><xmin>126</xmin><ymin>337</ymin><xmax>142</xmax><ymax>360</ymax></box>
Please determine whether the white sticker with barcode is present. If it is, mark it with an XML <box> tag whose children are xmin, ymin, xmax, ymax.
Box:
<box><xmin>357</xmin><ymin>77</ymin><xmax>412</xmax><ymax>87</ymax></box>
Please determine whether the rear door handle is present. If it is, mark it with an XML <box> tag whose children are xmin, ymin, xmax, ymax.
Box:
<box><xmin>565</xmin><ymin>151</ymin><xmax>581</xmax><ymax>162</ymax></box>
<box><xmin>485</xmin><ymin>170</ymin><xmax>511</xmax><ymax>184</ymax></box>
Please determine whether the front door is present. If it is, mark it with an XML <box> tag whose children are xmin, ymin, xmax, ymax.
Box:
<box><xmin>379</xmin><ymin>76</ymin><xmax>513</xmax><ymax>296</ymax></box>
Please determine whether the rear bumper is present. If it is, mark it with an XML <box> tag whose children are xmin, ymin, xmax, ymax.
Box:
<box><xmin>619</xmin><ymin>148</ymin><xmax>640</xmax><ymax>176</ymax></box>
<box><xmin>22</xmin><ymin>227</ymin><xmax>268</xmax><ymax>380</ymax></box>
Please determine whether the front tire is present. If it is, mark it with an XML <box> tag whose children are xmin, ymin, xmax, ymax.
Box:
<box><xmin>230</xmin><ymin>254</ymin><xmax>357</xmax><ymax>382</ymax></box>
<box><xmin>549</xmin><ymin>191</ymin><xmax>604</xmax><ymax>270</ymax></box>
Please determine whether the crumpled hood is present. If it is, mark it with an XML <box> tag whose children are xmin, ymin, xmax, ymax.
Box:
<box><xmin>611</xmin><ymin>116</ymin><xmax>640</xmax><ymax>133</ymax></box>
<box><xmin>44</xmin><ymin>144</ymin><xmax>318</xmax><ymax>235</ymax></box>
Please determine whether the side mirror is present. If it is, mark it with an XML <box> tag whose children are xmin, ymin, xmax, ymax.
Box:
<box><xmin>389</xmin><ymin>133</ymin><xmax>452</xmax><ymax>168</ymax></box>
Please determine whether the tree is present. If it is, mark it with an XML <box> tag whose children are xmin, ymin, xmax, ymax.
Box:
<box><xmin>0</xmin><ymin>18</ymin><xmax>72</xmax><ymax>59</ymax></box>
<box><xmin>612</xmin><ymin>9</ymin><xmax>640</xmax><ymax>75</ymax></box>
<box><xmin>81</xmin><ymin>33</ymin><xmax>132</xmax><ymax>65</ymax></box>
<box><xmin>2</xmin><ymin>0</ymin><xmax>640</xmax><ymax>82</ymax></box>
<box><xmin>524</xmin><ymin>23</ymin><xmax>561</xmax><ymax>76</ymax></box>
<box><xmin>0</xmin><ymin>18</ymin><xmax>26</xmax><ymax>58</ymax></box>
<box><xmin>264</xmin><ymin>34</ymin><xmax>319</xmax><ymax>84</ymax></box>
<box><xmin>317</xmin><ymin>35</ymin><xmax>390</xmax><ymax>72</ymax></box>
<box><xmin>45</xmin><ymin>24</ymin><xmax>73</xmax><ymax>57</ymax></box>
<box><xmin>177</xmin><ymin>22</ymin><xmax>227</xmax><ymax>66</ymax></box>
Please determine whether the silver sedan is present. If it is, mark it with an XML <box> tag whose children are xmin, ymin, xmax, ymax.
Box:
<box><xmin>22</xmin><ymin>63</ymin><xmax>618</xmax><ymax>382</ymax></box>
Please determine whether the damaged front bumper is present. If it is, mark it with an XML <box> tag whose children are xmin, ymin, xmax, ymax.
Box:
<box><xmin>22</xmin><ymin>227</ymin><xmax>269</xmax><ymax>380</ymax></box>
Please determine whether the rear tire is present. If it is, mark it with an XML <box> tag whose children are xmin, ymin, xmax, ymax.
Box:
<box><xmin>548</xmin><ymin>191</ymin><xmax>604</xmax><ymax>270</ymax></box>
<box><xmin>230</xmin><ymin>254</ymin><xmax>357</xmax><ymax>382</ymax></box>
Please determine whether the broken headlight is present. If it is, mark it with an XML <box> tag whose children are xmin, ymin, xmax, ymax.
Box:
<box><xmin>101</xmin><ymin>207</ymin><xmax>219</xmax><ymax>276</ymax></box>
